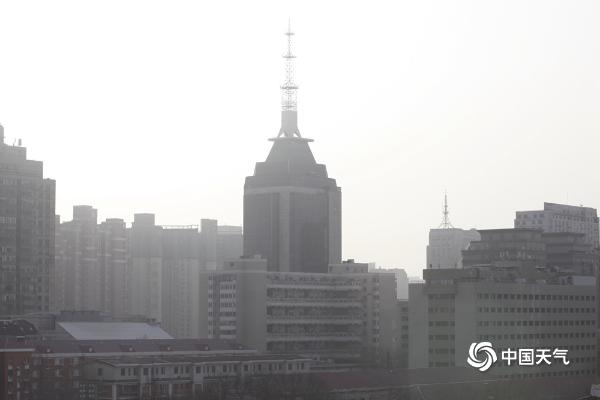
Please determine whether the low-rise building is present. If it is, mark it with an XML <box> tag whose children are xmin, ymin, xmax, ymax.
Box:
<box><xmin>0</xmin><ymin>338</ymin><xmax>310</xmax><ymax>400</ymax></box>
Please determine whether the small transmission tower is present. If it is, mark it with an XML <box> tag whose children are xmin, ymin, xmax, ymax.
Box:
<box><xmin>438</xmin><ymin>192</ymin><xmax>454</xmax><ymax>229</ymax></box>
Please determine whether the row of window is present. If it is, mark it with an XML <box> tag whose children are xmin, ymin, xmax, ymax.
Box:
<box><xmin>477</xmin><ymin>333</ymin><xmax>595</xmax><ymax>341</ymax></box>
<box><xmin>428</xmin><ymin>307</ymin><xmax>454</xmax><ymax>313</ymax></box>
<box><xmin>478</xmin><ymin>306</ymin><xmax>595</xmax><ymax>314</ymax></box>
<box><xmin>428</xmin><ymin>321</ymin><xmax>455</xmax><ymax>327</ymax></box>
<box><xmin>500</xmin><ymin>369</ymin><xmax>596</xmax><ymax>379</ymax></box>
<box><xmin>109</xmin><ymin>361</ymin><xmax>307</xmax><ymax>378</ymax></box>
<box><xmin>208</xmin><ymin>311</ymin><xmax>236</xmax><ymax>317</ymax></box>
<box><xmin>477</xmin><ymin>319</ymin><xmax>595</xmax><ymax>327</ymax></box>
<box><xmin>495</xmin><ymin>356</ymin><xmax>595</xmax><ymax>367</ymax></box>
<box><xmin>477</xmin><ymin>293</ymin><xmax>595</xmax><ymax>302</ymax></box>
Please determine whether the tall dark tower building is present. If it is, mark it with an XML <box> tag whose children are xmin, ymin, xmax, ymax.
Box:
<box><xmin>0</xmin><ymin>124</ymin><xmax>55</xmax><ymax>314</ymax></box>
<box><xmin>243</xmin><ymin>23</ymin><xmax>342</xmax><ymax>273</ymax></box>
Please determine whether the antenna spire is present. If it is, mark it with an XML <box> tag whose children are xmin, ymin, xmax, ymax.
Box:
<box><xmin>438</xmin><ymin>191</ymin><xmax>454</xmax><ymax>229</ymax></box>
<box><xmin>277</xmin><ymin>18</ymin><xmax>302</xmax><ymax>139</ymax></box>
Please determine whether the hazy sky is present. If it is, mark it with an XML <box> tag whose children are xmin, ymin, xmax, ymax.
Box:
<box><xmin>1</xmin><ymin>1</ymin><xmax>599</xmax><ymax>277</ymax></box>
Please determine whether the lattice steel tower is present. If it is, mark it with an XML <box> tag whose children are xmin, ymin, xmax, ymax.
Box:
<box><xmin>277</xmin><ymin>19</ymin><xmax>303</xmax><ymax>139</ymax></box>
<box><xmin>439</xmin><ymin>192</ymin><xmax>454</xmax><ymax>229</ymax></box>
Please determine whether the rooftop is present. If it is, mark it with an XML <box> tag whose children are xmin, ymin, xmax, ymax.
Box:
<box><xmin>58</xmin><ymin>322</ymin><xmax>173</xmax><ymax>340</ymax></box>
<box><xmin>0</xmin><ymin>338</ymin><xmax>252</xmax><ymax>355</ymax></box>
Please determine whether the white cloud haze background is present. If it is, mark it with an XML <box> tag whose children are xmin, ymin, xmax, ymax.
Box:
<box><xmin>1</xmin><ymin>0</ymin><xmax>599</xmax><ymax>277</ymax></box>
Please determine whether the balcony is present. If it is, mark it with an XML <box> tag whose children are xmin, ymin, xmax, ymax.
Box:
<box><xmin>266</xmin><ymin>333</ymin><xmax>362</xmax><ymax>342</ymax></box>
<box><xmin>267</xmin><ymin>298</ymin><xmax>362</xmax><ymax>306</ymax></box>
<box><xmin>267</xmin><ymin>315</ymin><xmax>362</xmax><ymax>324</ymax></box>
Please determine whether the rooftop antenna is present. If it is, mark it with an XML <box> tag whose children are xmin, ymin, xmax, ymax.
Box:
<box><xmin>275</xmin><ymin>18</ymin><xmax>304</xmax><ymax>140</ymax></box>
<box><xmin>438</xmin><ymin>191</ymin><xmax>454</xmax><ymax>229</ymax></box>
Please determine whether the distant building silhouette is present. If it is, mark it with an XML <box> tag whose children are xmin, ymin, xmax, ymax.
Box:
<box><xmin>0</xmin><ymin>124</ymin><xmax>55</xmax><ymax>314</ymax></box>
<box><xmin>53</xmin><ymin>209</ymin><xmax>242</xmax><ymax>338</ymax></box>
<box><xmin>53</xmin><ymin>206</ymin><xmax>102</xmax><ymax>312</ymax></box>
<box><xmin>515</xmin><ymin>202</ymin><xmax>600</xmax><ymax>248</ymax></box>
<box><xmin>98</xmin><ymin>218</ymin><xmax>128</xmax><ymax>318</ymax></box>
<box><xmin>161</xmin><ymin>226</ymin><xmax>202</xmax><ymax>338</ymax></box>
<box><xmin>426</xmin><ymin>194</ymin><xmax>479</xmax><ymax>269</ymax></box>
<box><xmin>243</xmin><ymin>23</ymin><xmax>342</xmax><ymax>273</ymax></box>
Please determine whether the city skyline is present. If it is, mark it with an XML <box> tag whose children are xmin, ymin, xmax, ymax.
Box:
<box><xmin>2</xmin><ymin>1</ymin><xmax>600</xmax><ymax>277</ymax></box>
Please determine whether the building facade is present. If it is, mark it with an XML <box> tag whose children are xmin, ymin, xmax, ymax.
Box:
<box><xmin>161</xmin><ymin>227</ymin><xmax>202</xmax><ymax>338</ymax></box>
<box><xmin>369</xmin><ymin>267</ymin><xmax>409</xmax><ymax>299</ymax></box>
<box><xmin>0</xmin><ymin>125</ymin><xmax>55</xmax><ymax>315</ymax></box>
<box><xmin>98</xmin><ymin>218</ymin><xmax>128</xmax><ymax>319</ymax></box>
<box><xmin>53</xmin><ymin>210</ymin><xmax>243</xmax><ymax>338</ymax></box>
<box><xmin>199</xmin><ymin>259</ymin><xmax>396</xmax><ymax>362</ymax></box>
<box><xmin>127</xmin><ymin>214</ymin><xmax>163</xmax><ymax>323</ymax></box>
<box><xmin>54</xmin><ymin>210</ymin><xmax>129</xmax><ymax>317</ymax></box>
<box><xmin>515</xmin><ymin>202</ymin><xmax>600</xmax><ymax>248</ymax></box>
<box><xmin>462</xmin><ymin>228</ymin><xmax>599</xmax><ymax>274</ymax></box>
<box><xmin>409</xmin><ymin>266</ymin><xmax>597</xmax><ymax>379</ymax></box>
<box><xmin>243</xmin><ymin>25</ymin><xmax>341</xmax><ymax>274</ymax></box>
<box><xmin>426</xmin><ymin>228</ymin><xmax>480</xmax><ymax>269</ymax></box>
<box><xmin>462</xmin><ymin>229</ymin><xmax>546</xmax><ymax>269</ymax></box>
<box><xmin>53</xmin><ymin>206</ymin><xmax>101</xmax><ymax>312</ymax></box>
<box><xmin>0</xmin><ymin>338</ymin><xmax>310</xmax><ymax>400</ymax></box>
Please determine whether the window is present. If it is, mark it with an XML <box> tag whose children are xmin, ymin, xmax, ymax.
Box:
<box><xmin>98</xmin><ymin>368</ymin><xmax>103</xmax><ymax>377</ymax></box>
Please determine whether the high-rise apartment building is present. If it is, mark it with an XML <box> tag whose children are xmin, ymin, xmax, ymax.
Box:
<box><xmin>515</xmin><ymin>202</ymin><xmax>600</xmax><ymax>248</ymax></box>
<box><xmin>0</xmin><ymin>125</ymin><xmax>55</xmax><ymax>314</ymax></box>
<box><xmin>200</xmin><ymin>219</ymin><xmax>218</xmax><ymax>270</ymax></box>
<box><xmin>216</xmin><ymin>225</ymin><xmax>243</xmax><ymax>269</ymax></box>
<box><xmin>161</xmin><ymin>227</ymin><xmax>202</xmax><ymax>338</ymax></box>
<box><xmin>127</xmin><ymin>213</ymin><xmax>163</xmax><ymax>322</ymax></box>
<box><xmin>54</xmin><ymin>208</ymin><xmax>129</xmax><ymax>316</ymax></box>
<box><xmin>243</xmin><ymin>24</ymin><xmax>341</xmax><ymax>274</ymax></box>
<box><xmin>53</xmin><ymin>210</ymin><xmax>242</xmax><ymax>337</ymax></box>
<box><xmin>53</xmin><ymin>206</ymin><xmax>101</xmax><ymax>312</ymax></box>
<box><xmin>98</xmin><ymin>218</ymin><xmax>128</xmax><ymax>318</ymax></box>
